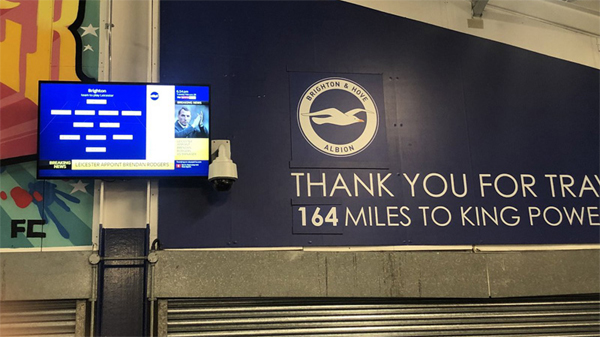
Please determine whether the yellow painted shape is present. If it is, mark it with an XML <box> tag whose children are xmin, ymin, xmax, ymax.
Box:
<box><xmin>53</xmin><ymin>0</ymin><xmax>80</xmax><ymax>80</ymax></box>
<box><xmin>0</xmin><ymin>19</ymin><xmax>22</xmax><ymax>92</ymax></box>
<box><xmin>25</xmin><ymin>0</ymin><xmax>53</xmax><ymax>103</ymax></box>
<box><xmin>0</xmin><ymin>0</ymin><xmax>20</xmax><ymax>9</ymax></box>
<box><xmin>25</xmin><ymin>0</ymin><xmax>80</xmax><ymax>103</ymax></box>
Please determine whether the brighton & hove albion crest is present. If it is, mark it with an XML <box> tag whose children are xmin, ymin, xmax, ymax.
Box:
<box><xmin>297</xmin><ymin>77</ymin><xmax>379</xmax><ymax>157</ymax></box>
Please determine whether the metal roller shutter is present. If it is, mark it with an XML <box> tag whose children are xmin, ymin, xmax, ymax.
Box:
<box><xmin>160</xmin><ymin>296</ymin><xmax>600</xmax><ymax>337</ymax></box>
<box><xmin>0</xmin><ymin>299</ymin><xmax>86</xmax><ymax>337</ymax></box>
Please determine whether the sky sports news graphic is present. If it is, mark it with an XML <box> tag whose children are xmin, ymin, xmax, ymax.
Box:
<box><xmin>38</xmin><ymin>82</ymin><xmax>210</xmax><ymax>178</ymax></box>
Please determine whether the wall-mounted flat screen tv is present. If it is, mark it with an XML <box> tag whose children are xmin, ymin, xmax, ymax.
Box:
<box><xmin>37</xmin><ymin>81</ymin><xmax>210</xmax><ymax>179</ymax></box>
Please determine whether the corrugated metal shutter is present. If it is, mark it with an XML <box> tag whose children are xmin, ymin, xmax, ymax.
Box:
<box><xmin>160</xmin><ymin>296</ymin><xmax>600</xmax><ymax>337</ymax></box>
<box><xmin>0</xmin><ymin>299</ymin><xmax>86</xmax><ymax>337</ymax></box>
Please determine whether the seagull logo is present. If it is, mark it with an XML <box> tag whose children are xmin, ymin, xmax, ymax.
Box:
<box><xmin>297</xmin><ymin>77</ymin><xmax>379</xmax><ymax>157</ymax></box>
<box><xmin>302</xmin><ymin>108</ymin><xmax>374</xmax><ymax>126</ymax></box>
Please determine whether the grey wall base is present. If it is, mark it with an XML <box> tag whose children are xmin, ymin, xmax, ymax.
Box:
<box><xmin>153</xmin><ymin>250</ymin><xmax>600</xmax><ymax>299</ymax></box>
<box><xmin>0</xmin><ymin>251</ymin><xmax>92</xmax><ymax>301</ymax></box>
<box><xmin>1</xmin><ymin>249</ymin><xmax>598</xmax><ymax>301</ymax></box>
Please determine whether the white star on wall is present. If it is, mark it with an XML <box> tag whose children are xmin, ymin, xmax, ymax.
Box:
<box><xmin>80</xmin><ymin>23</ymin><xmax>99</xmax><ymax>37</ymax></box>
<box><xmin>83</xmin><ymin>44</ymin><xmax>94</xmax><ymax>52</ymax></box>
<box><xmin>69</xmin><ymin>180</ymin><xmax>89</xmax><ymax>194</ymax></box>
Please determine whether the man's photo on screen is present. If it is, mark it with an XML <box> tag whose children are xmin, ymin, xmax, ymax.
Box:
<box><xmin>174</xmin><ymin>105</ymin><xmax>209</xmax><ymax>138</ymax></box>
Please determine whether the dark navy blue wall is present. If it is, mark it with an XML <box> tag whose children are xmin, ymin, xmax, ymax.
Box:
<box><xmin>158</xmin><ymin>1</ymin><xmax>599</xmax><ymax>248</ymax></box>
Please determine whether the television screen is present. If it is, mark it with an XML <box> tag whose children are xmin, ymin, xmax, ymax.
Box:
<box><xmin>37</xmin><ymin>81</ymin><xmax>210</xmax><ymax>178</ymax></box>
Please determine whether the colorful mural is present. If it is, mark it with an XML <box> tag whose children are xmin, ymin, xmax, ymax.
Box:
<box><xmin>0</xmin><ymin>162</ymin><xmax>93</xmax><ymax>249</ymax></box>
<box><xmin>0</xmin><ymin>0</ymin><xmax>98</xmax><ymax>160</ymax></box>
<box><xmin>0</xmin><ymin>0</ymin><xmax>99</xmax><ymax>249</ymax></box>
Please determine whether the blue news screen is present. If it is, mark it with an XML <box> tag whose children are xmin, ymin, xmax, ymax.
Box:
<box><xmin>37</xmin><ymin>82</ymin><xmax>210</xmax><ymax>178</ymax></box>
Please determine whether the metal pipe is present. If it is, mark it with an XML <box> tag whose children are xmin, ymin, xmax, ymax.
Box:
<box><xmin>89</xmin><ymin>264</ymin><xmax>98</xmax><ymax>336</ymax></box>
<box><xmin>471</xmin><ymin>0</ymin><xmax>489</xmax><ymax>18</ymax></box>
<box><xmin>151</xmin><ymin>0</ymin><xmax>160</xmax><ymax>83</ymax></box>
<box><xmin>149</xmin><ymin>262</ymin><xmax>155</xmax><ymax>337</ymax></box>
<box><xmin>486</xmin><ymin>2</ymin><xmax>600</xmax><ymax>38</ymax></box>
<box><xmin>149</xmin><ymin>300</ymin><xmax>154</xmax><ymax>337</ymax></box>
<box><xmin>89</xmin><ymin>300</ymin><xmax>95</xmax><ymax>335</ymax></box>
<box><xmin>107</xmin><ymin>0</ymin><xmax>114</xmax><ymax>81</ymax></box>
<box><xmin>147</xmin><ymin>0</ymin><xmax>154</xmax><ymax>82</ymax></box>
<box><xmin>146</xmin><ymin>180</ymin><xmax>151</xmax><ymax>227</ymax></box>
<box><xmin>99</xmin><ymin>181</ymin><xmax>104</xmax><ymax>226</ymax></box>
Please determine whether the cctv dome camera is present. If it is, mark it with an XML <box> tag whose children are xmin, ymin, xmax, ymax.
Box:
<box><xmin>208</xmin><ymin>141</ymin><xmax>238</xmax><ymax>191</ymax></box>
<box><xmin>210</xmin><ymin>178</ymin><xmax>236</xmax><ymax>192</ymax></box>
